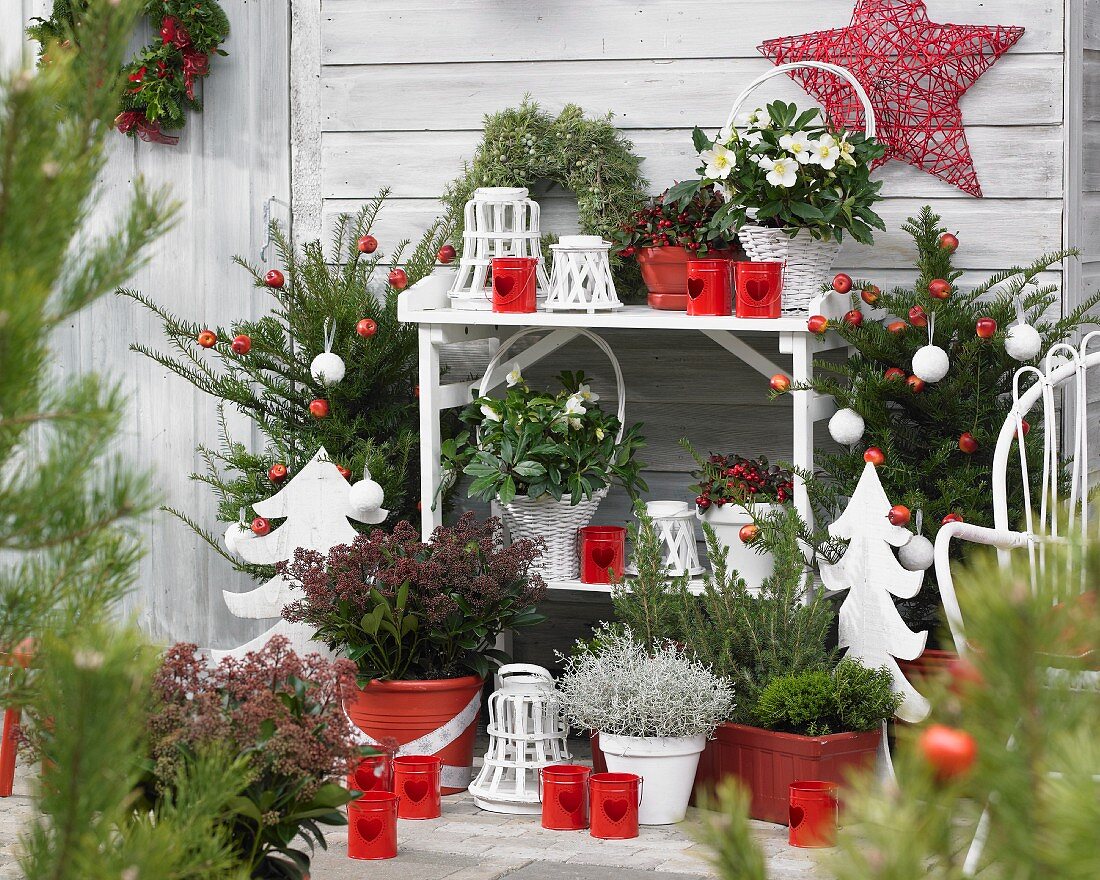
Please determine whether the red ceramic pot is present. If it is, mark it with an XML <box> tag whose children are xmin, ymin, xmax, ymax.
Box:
<box><xmin>637</xmin><ymin>246</ymin><xmax>741</xmax><ymax>310</ymax></box>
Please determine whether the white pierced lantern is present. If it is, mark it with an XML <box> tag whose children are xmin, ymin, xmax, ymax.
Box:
<box><xmin>544</xmin><ymin>235</ymin><xmax>621</xmax><ymax>312</ymax></box>
<box><xmin>632</xmin><ymin>500</ymin><xmax>704</xmax><ymax>577</ymax></box>
<box><xmin>468</xmin><ymin>664</ymin><xmax>570</xmax><ymax>815</ymax></box>
<box><xmin>450</xmin><ymin>187</ymin><xmax>549</xmax><ymax>311</ymax></box>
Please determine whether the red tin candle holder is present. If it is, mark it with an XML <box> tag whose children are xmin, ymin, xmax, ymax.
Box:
<box><xmin>348</xmin><ymin>791</ymin><xmax>400</xmax><ymax>860</ymax></box>
<box><xmin>490</xmin><ymin>257</ymin><xmax>538</xmax><ymax>313</ymax></box>
<box><xmin>735</xmin><ymin>261</ymin><xmax>783</xmax><ymax>318</ymax></box>
<box><xmin>348</xmin><ymin>754</ymin><xmax>392</xmax><ymax>794</ymax></box>
<box><xmin>540</xmin><ymin>764</ymin><xmax>591</xmax><ymax>830</ymax></box>
<box><xmin>588</xmin><ymin>772</ymin><xmax>642</xmax><ymax>840</ymax></box>
<box><xmin>685</xmin><ymin>259</ymin><xmax>733</xmax><ymax>317</ymax></box>
<box><xmin>393</xmin><ymin>755</ymin><xmax>443</xmax><ymax>820</ymax></box>
<box><xmin>578</xmin><ymin>525</ymin><xmax>626</xmax><ymax>584</ymax></box>
<box><xmin>788</xmin><ymin>780</ymin><xmax>839</xmax><ymax>848</ymax></box>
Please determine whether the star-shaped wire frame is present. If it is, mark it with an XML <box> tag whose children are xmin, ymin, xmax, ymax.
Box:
<box><xmin>759</xmin><ymin>0</ymin><xmax>1024</xmax><ymax>197</ymax></box>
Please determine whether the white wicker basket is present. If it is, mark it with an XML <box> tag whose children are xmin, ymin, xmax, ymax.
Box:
<box><xmin>477</xmin><ymin>327</ymin><xmax>627</xmax><ymax>581</ymax></box>
<box><xmin>724</xmin><ymin>62</ymin><xmax>877</xmax><ymax>314</ymax></box>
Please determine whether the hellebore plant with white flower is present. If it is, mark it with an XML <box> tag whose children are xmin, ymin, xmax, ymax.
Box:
<box><xmin>666</xmin><ymin>100</ymin><xmax>886</xmax><ymax>245</ymax></box>
<box><xmin>506</xmin><ymin>363</ymin><xmax>524</xmax><ymax>387</ymax></box>
<box><xmin>442</xmin><ymin>370</ymin><xmax>646</xmax><ymax>507</ymax></box>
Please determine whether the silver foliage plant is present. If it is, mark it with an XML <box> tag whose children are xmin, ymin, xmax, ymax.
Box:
<box><xmin>556</xmin><ymin>625</ymin><xmax>735</xmax><ymax>739</ymax></box>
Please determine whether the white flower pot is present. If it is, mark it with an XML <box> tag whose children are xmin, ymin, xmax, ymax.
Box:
<box><xmin>698</xmin><ymin>502</ymin><xmax>777</xmax><ymax>592</ymax></box>
<box><xmin>598</xmin><ymin>732</ymin><xmax>707</xmax><ymax>825</ymax></box>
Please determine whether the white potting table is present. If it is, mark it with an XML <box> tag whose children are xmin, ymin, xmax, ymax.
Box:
<box><xmin>398</xmin><ymin>271</ymin><xmax>852</xmax><ymax>593</ymax></box>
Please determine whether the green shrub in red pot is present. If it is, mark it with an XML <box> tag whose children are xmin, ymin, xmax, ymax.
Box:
<box><xmin>614</xmin><ymin>188</ymin><xmax>742</xmax><ymax>310</ymax></box>
<box><xmin>282</xmin><ymin>513</ymin><xmax>546</xmax><ymax>792</ymax></box>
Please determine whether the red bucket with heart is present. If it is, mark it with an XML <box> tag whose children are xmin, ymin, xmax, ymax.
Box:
<box><xmin>348</xmin><ymin>754</ymin><xmax>392</xmax><ymax>794</ymax></box>
<box><xmin>393</xmin><ymin>755</ymin><xmax>443</xmax><ymax>820</ymax></box>
<box><xmin>685</xmin><ymin>259</ymin><xmax>733</xmax><ymax>317</ymax></box>
<box><xmin>491</xmin><ymin>256</ymin><xmax>538</xmax><ymax>313</ymax></box>
<box><xmin>540</xmin><ymin>764</ymin><xmax>591</xmax><ymax>830</ymax></box>
<box><xmin>735</xmin><ymin>261</ymin><xmax>783</xmax><ymax>318</ymax></box>
<box><xmin>788</xmin><ymin>780</ymin><xmax>839</xmax><ymax>848</ymax></box>
<box><xmin>578</xmin><ymin>525</ymin><xmax>626</xmax><ymax>585</ymax></box>
<box><xmin>348</xmin><ymin>791</ymin><xmax>399</xmax><ymax>860</ymax></box>
<box><xmin>588</xmin><ymin>772</ymin><xmax>642</xmax><ymax>839</ymax></box>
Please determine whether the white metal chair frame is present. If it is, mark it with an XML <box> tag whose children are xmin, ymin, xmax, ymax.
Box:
<box><xmin>933</xmin><ymin>334</ymin><xmax>1100</xmax><ymax>875</ymax></box>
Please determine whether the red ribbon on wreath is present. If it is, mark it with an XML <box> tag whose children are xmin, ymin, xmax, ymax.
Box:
<box><xmin>114</xmin><ymin>111</ymin><xmax>180</xmax><ymax>146</ymax></box>
<box><xmin>182</xmin><ymin>51</ymin><xmax>211</xmax><ymax>101</ymax></box>
<box><xmin>160</xmin><ymin>16</ymin><xmax>192</xmax><ymax>51</ymax></box>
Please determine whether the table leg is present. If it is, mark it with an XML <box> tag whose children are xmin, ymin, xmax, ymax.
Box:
<box><xmin>791</xmin><ymin>333</ymin><xmax>814</xmax><ymax>533</ymax></box>
<box><xmin>419</xmin><ymin>325</ymin><xmax>443</xmax><ymax>541</ymax></box>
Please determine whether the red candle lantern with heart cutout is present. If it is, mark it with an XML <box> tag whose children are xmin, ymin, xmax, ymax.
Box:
<box><xmin>578</xmin><ymin>525</ymin><xmax>627</xmax><ymax>585</ymax></box>
<box><xmin>734</xmin><ymin>261</ymin><xmax>783</xmax><ymax>318</ymax></box>
<box><xmin>685</xmin><ymin>258</ymin><xmax>733</xmax><ymax>317</ymax></box>
<box><xmin>588</xmin><ymin>772</ymin><xmax>641</xmax><ymax>839</ymax></box>
<box><xmin>490</xmin><ymin>256</ymin><xmax>539</xmax><ymax>313</ymax></box>
<box><xmin>348</xmin><ymin>753</ymin><xmax>393</xmax><ymax>794</ymax></box>
<box><xmin>348</xmin><ymin>791</ymin><xmax>400</xmax><ymax>860</ymax></box>
<box><xmin>788</xmin><ymin>780</ymin><xmax>839</xmax><ymax>848</ymax></box>
<box><xmin>393</xmin><ymin>755</ymin><xmax>443</xmax><ymax>820</ymax></box>
<box><xmin>540</xmin><ymin>764</ymin><xmax>591</xmax><ymax>830</ymax></box>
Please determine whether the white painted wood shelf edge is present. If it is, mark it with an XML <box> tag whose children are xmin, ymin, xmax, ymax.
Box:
<box><xmin>545</xmin><ymin>576</ymin><xmax>707</xmax><ymax>595</ymax></box>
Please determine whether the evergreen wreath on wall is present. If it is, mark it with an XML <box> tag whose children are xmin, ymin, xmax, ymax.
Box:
<box><xmin>441</xmin><ymin>98</ymin><xmax>650</xmax><ymax>296</ymax></box>
<box><xmin>28</xmin><ymin>0</ymin><xmax>230</xmax><ymax>145</ymax></box>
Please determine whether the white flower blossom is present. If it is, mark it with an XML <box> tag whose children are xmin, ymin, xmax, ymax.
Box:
<box><xmin>700</xmin><ymin>142</ymin><xmax>736</xmax><ymax>180</ymax></box>
<box><xmin>505</xmin><ymin>363</ymin><xmax>523</xmax><ymax>387</ymax></box>
<box><xmin>568</xmin><ymin>417</ymin><xmax>583</xmax><ymax>430</ymax></box>
<box><xmin>838</xmin><ymin>134</ymin><xmax>858</xmax><ymax>166</ymax></box>
<box><xmin>595</xmin><ymin>427</ymin><xmax>606</xmax><ymax>441</ymax></box>
<box><xmin>779</xmin><ymin>132</ymin><xmax>815</xmax><ymax>164</ymax></box>
<box><xmin>576</xmin><ymin>383</ymin><xmax>600</xmax><ymax>403</ymax></box>
<box><xmin>742</xmin><ymin>130</ymin><xmax>764</xmax><ymax>148</ymax></box>
<box><xmin>717</xmin><ymin>124</ymin><xmax>736</xmax><ymax>145</ymax></box>
<box><xmin>734</xmin><ymin>107</ymin><xmax>766</xmax><ymax>128</ymax></box>
<box><xmin>562</xmin><ymin>395</ymin><xmax>587</xmax><ymax>418</ymax></box>
<box><xmin>480</xmin><ymin>404</ymin><xmax>501</xmax><ymax>422</ymax></box>
<box><xmin>810</xmin><ymin>134</ymin><xmax>839</xmax><ymax>170</ymax></box>
<box><xmin>758</xmin><ymin>155</ymin><xmax>798</xmax><ymax>187</ymax></box>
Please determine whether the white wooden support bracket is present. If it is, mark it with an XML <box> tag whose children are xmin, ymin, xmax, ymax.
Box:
<box><xmin>475</xmin><ymin>328</ymin><xmax>582</xmax><ymax>395</ymax></box>
<box><xmin>701</xmin><ymin>329</ymin><xmax>786</xmax><ymax>379</ymax></box>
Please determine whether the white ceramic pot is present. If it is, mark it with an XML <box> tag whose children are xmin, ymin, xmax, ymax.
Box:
<box><xmin>598</xmin><ymin>732</ymin><xmax>707</xmax><ymax>825</ymax></box>
<box><xmin>698</xmin><ymin>502</ymin><xmax>777</xmax><ymax>592</ymax></box>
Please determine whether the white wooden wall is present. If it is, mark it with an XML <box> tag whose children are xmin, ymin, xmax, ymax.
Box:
<box><xmin>299</xmin><ymin>0</ymin><xmax>1087</xmax><ymax>659</ymax></box>
<box><xmin>1082</xmin><ymin>0</ymin><xmax>1100</xmax><ymax>310</ymax></box>
<box><xmin>2</xmin><ymin>1</ymin><xmax>292</xmax><ymax>650</ymax></box>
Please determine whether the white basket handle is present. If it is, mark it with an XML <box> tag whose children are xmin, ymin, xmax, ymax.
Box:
<box><xmin>476</xmin><ymin>327</ymin><xmax>627</xmax><ymax>447</ymax></box>
<box><xmin>724</xmin><ymin>62</ymin><xmax>877</xmax><ymax>139</ymax></box>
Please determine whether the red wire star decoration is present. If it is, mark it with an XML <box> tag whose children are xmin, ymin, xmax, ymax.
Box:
<box><xmin>759</xmin><ymin>0</ymin><xmax>1023</xmax><ymax>197</ymax></box>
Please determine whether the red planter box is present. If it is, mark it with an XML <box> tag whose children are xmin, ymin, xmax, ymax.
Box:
<box><xmin>692</xmin><ymin>722</ymin><xmax>881</xmax><ymax>824</ymax></box>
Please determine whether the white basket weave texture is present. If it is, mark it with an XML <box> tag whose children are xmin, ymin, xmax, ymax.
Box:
<box><xmin>501</xmin><ymin>491</ymin><xmax>606</xmax><ymax>581</ymax></box>
<box><xmin>738</xmin><ymin>225</ymin><xmax>841</xmax><ymax>314</ymax></box>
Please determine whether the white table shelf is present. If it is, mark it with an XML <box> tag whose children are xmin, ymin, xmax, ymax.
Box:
<box><xmin>399</xmin><ymin>270</ymin><xmax>855</xmax><ymax>543</ymax></box>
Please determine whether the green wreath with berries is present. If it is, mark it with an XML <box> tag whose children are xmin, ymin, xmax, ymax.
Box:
<box><xmin>28</xmin><ymin>0</ymin><xmax>230</xmax><ymax>144</ymax></box>
<box><xmin>441</xmin><ymin>99</ymin><xmax>650</xmax><ymax>297</ymax></box>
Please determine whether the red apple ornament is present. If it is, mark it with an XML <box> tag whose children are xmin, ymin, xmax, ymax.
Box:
<box><xmin>309</xmin><ymin>399</ymin><xmax>330</xmax><ymax>419</ymax></box>
<box><xmin>197</xmin><ymin>330</ymin><xmax>216</xmax><ymax>348</ymax></box>
<box><xmin>884</xmin><ymin>367</ymin><xmax>906</xmax><ymax>382</ymax></box>
<box><xmin>906</xmin><ymin>375</ymin><xmax>926</xmax><ymax>394</ymax></box>
<box><xmin>887</xmin><ymin>505</ymin><xmax>911</xmax><ymax>526</ymax></box>
<box><xmin>356</xmin><ymin>318</ymin><xmax>378</xmax><ymax>338</ymax></box>
<box><xmin>437</xmin><ymin>244</ymin><xmax>457</xmax><ymax>264</ymax></box>
<box><xmin>268</xmin><ymin>463</ymin><xmax>288</xmax><ymax>483</ymax></box>
<box><xmin>769</xmin><ymin>374</ymin><xmax>791</xmax><ymax>393</ymax></box>
<box><xmin>976</xmin><ymin>317</ymin><xmax>997</xmax><ymax>339</ymax></box>
<box><xmin>864</xmin><ymin>447</ymin><xmax>885</xmax><ymax>465</ymax></box>
<box><xmin>357</xmin><ymin>234</ymin><xmax>378</xmax><ymax>254</ymax></box>
<box><xmin>388</xmin><ymin>268</ymin><xmax>408</xmax><ymax>290</ymax></box>
<box><xmin>861</xmin><ymin>285</ymin><xmax>880</xmax><ymax>306</ymax></box>
<box><xmin>959</xmin><ymin>432</ymin><xmax>978</xmax><ymax>454</ymax></box>
<box><xmin>264</xmin><ymin>269</ymin><xmax>285</xmax><ymax>288</ymax></box>
<box><xmin>739</xmin><ymin>523</ymin><xmax>759</xmax><ymax>543</ymax></box>
<box><xmin>807</xmin><ymin>315</ymin><xmax>829</xmax><ymax>335</ymax></box>
<box><xmin>908</xmin><ymin>306</ymin><xmax>928</xmax><ymax>328</ymax></box>
<box><xmin>251</xmin><ymin>517</ymin><xmax>271</xmax><ymax>536</ymax></box>
<box><xmin>929</xmin><ymin>278</ymin><xmax>952</xmax><ymax>300</ymax></box>
<box><xmin>843</xmin><ymin>309</ymin><xmax>864</xmax><ymax>328</ymax></box>
<box><xmin>919</xmin><ymin>724</ymin><xmax>977</xmax><ymax>781</ymax></box>
<box><xmin>231</xmin><ymin>334</ymin><xmax>251</xmax><ymax>354</ymax></box>
<box><xmin>832</xmin><ymin>273</ymin><xmax>853</xmax><ymax>294</ymax></box>
<box><xmin>938</xmin><ymin>232</ymin><xmax>960</xmax><ymax>253</ymax></box>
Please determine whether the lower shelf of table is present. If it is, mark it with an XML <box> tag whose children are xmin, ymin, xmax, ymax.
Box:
<box><xmin>547</xmin><ymin>577</ymin><xmax>706</xmax><ymax>595</ymax></box>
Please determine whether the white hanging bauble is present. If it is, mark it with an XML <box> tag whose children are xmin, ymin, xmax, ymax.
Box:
<box><xmin>898</xmin><ymin>534</ymin><xmax>935</xmax><ymax>571</ymax></box>
<box><xmin>310</xmin><ymin>352</ymin><xmax>346</xmax><ymax>386</ymax></box>
<box><xmin>223</xmin><ymin>521</ymin><xmax>252</xmax><ymax>558</ymax></box>
<box><xmin>348</xmin><ymin>478</ymin><xmax>385</xmax><ymax>516</ymax></box>
<box><xmin>1005</xmin><ymin>323</ymin><xmax>1042</xmax><ymax>362</ymax></box>
<box><xmin>829</xmin><ymin>408</ymin><xmax>865</xmax><ymax>445</ymax></box>
<box><xmin>912</xmin><ymin>345</ymin><xmax>949</xmax><ymax>383</ymax></box>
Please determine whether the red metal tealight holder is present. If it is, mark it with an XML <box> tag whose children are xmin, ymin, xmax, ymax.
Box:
<box><xmin>788</xmin><ymin>780</ymin><xmax>839</xmax><ymax>848</ymax></box>
<box><xmin>348</xmin><ymin>791</ymin><xmax>400</xmax><ymax>860</ymax></box>
<box><xmin>735</xmin><ymin>261</ymin><xmax>783</xmax><ymax>318</ymax></box>
<box><xmin>685</xmin><ymin>258</ymin><xmax>733</xmax><ymax>316</ymax></box>
<box><xmin>540</xmin><ymin>764</ymin><xmax>591</xmax><ymax>830</ymax></box>
<box><xmin>348</xmin><ymin>753</ymin><xmax>392</xmax><ymax>794</ymax></box>
<box><xmin>588</xmin><ymin>772</ymin><xmax>642</xmax><ymax>840</ymax></box>
<box><xmin>393</xmin><ymin>755</ymin><xmax>443</xmax><ymax>820</ymax></box>
<box><xmin>490</xmin><ymin>256</ymin><xmax>538</xmax><ymax>313</ymax></box>
<box><xmin>578</xmin><ymin>525</ymin><xmax>627</xmax><ymax>584</ymax></box>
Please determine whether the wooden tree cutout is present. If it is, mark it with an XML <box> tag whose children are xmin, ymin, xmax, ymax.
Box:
<box><xmin>818</xmin><ymin>462</ymin><xmax>930</xmax><ymax>722</ymax></box>
<box><xmin>212</xmin><ymin>446</ymin><xmax>388</xmax><ymax>660</ymax></box>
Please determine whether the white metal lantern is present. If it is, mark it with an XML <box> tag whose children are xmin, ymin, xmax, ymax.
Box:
<box><xmin>630</xmin><ymin>500</ymin><xmax>704</xmax><ymax>577</ymax></box>
<box><xmin>468</xmin><ymin>664</ymin><xmax>570</xmax><ymax>815</ymax></box>
<box><xmin>449</xmin><ymin>187</ymin><xmax>549</xmax><ymax>311</ymax></box>
<box><xmin>543</xmin><ymin>235</ymin><xmax>621</xmax><ymax>312</ymax></box>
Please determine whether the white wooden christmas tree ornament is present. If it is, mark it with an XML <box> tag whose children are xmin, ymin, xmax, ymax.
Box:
<box><xmin>309</xmin><ymin>321</ymin><xmax>345</xmax><ymax>386</ymax></box>
<box><xmin>912</xmin><ymin>315</ymin><xmax>949</xmax><ymax>384</ymax></box>
<box><xmin>449</xmin><ymin>187</ymin><xmax>549</xmax><ymax>311</ymax></box>
<box><xmin>1005</xmin><ymin>296</ymin><xmax>1042</xmax><ymax>362</ymax></box>
<box><xmin>828</xmin><ymin>407</ymin><xmax>865</xmax><ymax>445</ymax></box>
<box><xmin>223</xmin><ymin>510</ymin><xmax>251</xmax><ymax>559</ymax></box>
<box><xmin>818</xmin><ymin>462</ymin><xmax>930</xmax><ymax>722</ymax></box>
<box><xmin>212</xmin><ymin>447</ymin><xmax>382</xmax><ymax>660</ymax></box>
<box><xmin>898</xmin><ymin>510</ymin><xmax>935</xmax><ymax>572</ymax></box>
<box><xmin>348</xmin><ymin>466</ymin><xmax>388</xmax><ymax>523</ymax></box>
<box><xmin>543</xmin><ymin>236</ymin><xmax>621</xmax><ymax>312</ymax></box>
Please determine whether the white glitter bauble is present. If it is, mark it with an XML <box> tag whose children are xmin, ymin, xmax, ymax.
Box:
<box><xmin>310</xmin><ymin>352</ymin><xmax>346</xmax><ymax>386</ymax></box>
<box><xmin>898</xmin><ymin>534</ymin><xmax>935</xmax><ymax>571</ymax></box>
<box><xmin>348</xmin><ymin>478</ymin><xmax>385</xmax><ymax>516</ymax></box>
<box><xmin>912</xmin><ymin>345</ymin><xmax>950</xmax><ymax>383</ymax></box>
<box><xmin>1005</xmin><ymin>323</ymin><xmax>1042</xmax><ymax>362</ymax></box>
<box><xmin>223</xmin><ymin>522</ymin><xmax>251</xmax><ymax>558</ymax></box>
<box><xmin>829</xmin><ymin>408</ymin><xmax>865</xmax><ymax>445</ymax></box>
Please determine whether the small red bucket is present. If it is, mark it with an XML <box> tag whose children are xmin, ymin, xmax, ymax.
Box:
<box><xmin>540</xmin><ymin>764</ymin><xmax>591</xmax><ymax>830</ymax></box>
<box><xmin>348</xmin><ymin>754</ymin><xmax>392</xmax><ymax>794</ymax></box>
<box><xmin>685</xmin><ymin>259</ymin><xmax>733</xmax><ymax>316</ymax></box>
<box><xmin>578</xmin><ymin>526</ymin><xmax>626</xmax><ymax>585</ymax></box>
<box><xmin>491</xmin><ymin>257</ymin><xmax>538</xmax><ymax>313</ymax></box>
<box><xmin>735</xmin><ymin>261</ymin><xmax>783</xmax><ymax>318</ymax></box>
<box><xmin>348</xmin><ymin>791</ymin><xmax>399</xmax><ymax>860</ymax></box>
<box><xmin>588</xmin><ymin>772</ymin><xmax>642</xmax><ymax>839</ymax></box>
<box><xmin>788</xmin><ymin>780</ymin><xmax>839</xmax><ymax>848</ymax></box>
<box><xmin>393</xmin><ymin>755</ymin><xmax>442</xmax><ymax>820</ymax></box>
